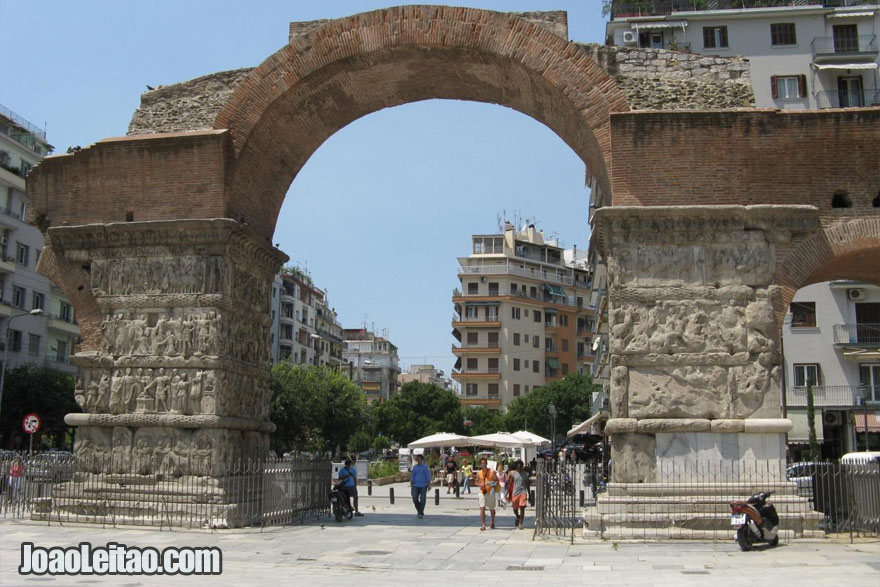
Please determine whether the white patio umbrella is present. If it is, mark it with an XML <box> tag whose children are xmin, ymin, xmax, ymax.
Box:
<box><xmin>511</xmin><ymin>430</ymin><xmax>551</xmax><ymax>446</ymax></box>
<box><xmin>468</xmin><ymin>432</ymin><xmax>529</xmax><ymax>449</ymax></box>
<box><xmin>408</xmin><ymin>432</ymin><xmax>470</xmax><ymax>448</ymax></box>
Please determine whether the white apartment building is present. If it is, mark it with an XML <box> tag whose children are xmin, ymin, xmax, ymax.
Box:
<box><xmin>606</xmin><ymin>1</ymin><xmax>879</xmax><ymax>109</ymax></box>
<box><xmin>0</xmin><ymin>104</ymin><xmax>79</xmax><ymax>374</ymax></box>
<box><xmin>398</xmin><ymin>364</ymin><xmax>458</xmax><ymax>392</ymax></box>
<box><xmin>784</xmin><ymin>282</ymin><xmax>880</xmax><ymax>458</ymax></box>
<box><xmin>452</xmin><ymin>223</ymin><xmax>594</xmax><ymax>412</ymax></box>
<box><xmin>343</xmin><ymin>329</ymin><xmax>400</xmax><ymax>402</ymax></box>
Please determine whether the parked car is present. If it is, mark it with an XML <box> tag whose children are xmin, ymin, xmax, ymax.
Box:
<box><xmin>786</xmin><ymin>462</ymin><xmax>820</xmax><ymax>498</ymax></box>
<box><xmin>562</xmin><ymin>434</ymin><xmax>603</xmax><ymax>462</ymax></box>
<box><xmin>25</xmin><ymin>451</ymin><xmax>76</xmax><ymax>483</ymax></box>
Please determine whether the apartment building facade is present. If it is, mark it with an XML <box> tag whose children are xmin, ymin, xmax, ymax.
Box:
<box><xmin>398</xmin><ymin>364</ymin><xmax>457</xmax><ymax>392</ymax></box>
<box><xmin>783</xmin><ymin>282</ymin><xmax>880</xmax><ymax>458</ymax></box>
<box><xmin>606</xmin><ymin>0</ymin><xmax>879</xmax><ymax>110</ymax></box>
<box><xmin>342</xmin><ymin>329</ymin><xmax>400</xmax><ymax>401</ymax></box>
<box><xmin>452</xmin><ymin>223</ymin><xmax>594</xmax><ymax>412</ymax></box>
<box><xmin>0</xmin><ymin>104</ymin><xmax>79</xmax><ymax>374</ymax></box>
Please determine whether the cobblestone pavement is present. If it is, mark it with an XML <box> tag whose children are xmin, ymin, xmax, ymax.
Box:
<box><xmin>1</xmin><ymin>482</ymin><xmax>878</xmax><ymax>586</ymax></box>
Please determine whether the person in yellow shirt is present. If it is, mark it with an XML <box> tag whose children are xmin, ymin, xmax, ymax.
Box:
<box><xmin>475</xmin><ymin>458</ymin><xmax>499</xmax><ymax>530</ymax></box>
<box><xmin>460</xmin><ymin>460</ymin><xmax>474</xmax><ymax>495</ymax></box>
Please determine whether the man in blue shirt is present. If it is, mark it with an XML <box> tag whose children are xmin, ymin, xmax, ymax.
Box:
<box><xmin>410</xmin><ymin>453</ymin><xmax>432</xmax><ymax>518</ymax></box>
<box><xmin>338</xmin><ymin>458</ymin><xmax>364</xmax><ymax>516</ymax></box>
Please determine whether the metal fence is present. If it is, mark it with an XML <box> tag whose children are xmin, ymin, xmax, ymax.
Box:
<box><xmin>0</xmin><ymin>452</ymin><xmax>330</xmax><ymax>529</ymax></box>
<box><xmin>534</xmin><ymin>458</ymin><xmax>880</xmax><ymax>542</ymax></box>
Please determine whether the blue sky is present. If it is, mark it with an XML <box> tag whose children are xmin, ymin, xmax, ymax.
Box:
<box><xmin>1</xmin><ymin>1</ymin><xmax>608</xmax><ymax>377</ymax></box>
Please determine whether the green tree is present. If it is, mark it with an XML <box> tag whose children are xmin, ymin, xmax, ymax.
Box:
<box><xmin>0</xmin><ymin>363</ymin><xmax>79</xmax><ymax>450</ymax></box>
<box><xmin>269</xmin><ymin>363</ymin><xmax>365</xmax><ymax>454</ymax></box>
<box><xmin>462</xmin><ymin>406</ymin><xmax>507</xmax><ymax>436</ymax></box>
<box><xmin>374</xmin><ymin>381</ymin><xmax>463</xmax><ymax>445</ymax></box>
<box><xmin>806</xmin><ymin>383</ymin><xmax>821</xmax><ymax>462</ymax></box>
<box><xmin>505</xmin><ymin>373</ymin><xmax>598</xmax><ymax>441</ymax></box>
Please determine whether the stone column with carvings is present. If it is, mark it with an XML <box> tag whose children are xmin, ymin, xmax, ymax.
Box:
<box><xmin>46</xmin><ymin>219</ymin><xmax>286</xmax><ymax>483</ymax></box>
<box><xmin>593</xmin><ymin>206</ymin><xmax>817</xmax><ymax>483</ymax></box>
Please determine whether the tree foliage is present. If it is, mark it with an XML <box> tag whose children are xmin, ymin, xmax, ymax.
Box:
<box><xmin>463</xmin><ymin>406</ymin><xmax>507</xmax><ymax>436</ymax></box>
<box><xmin>504</xmin><ymin>373</ymin><xmax>598</xmax><ymax>440</ymax></box>
<box><xmin>269</xmin><ymin>363</ymin><xmax>365</xmax><ymax>453</ymax></box>
<box><xmin>374</xmin><ymin>381</ymin><xmax>463</xmax><ymax>445</ymax></box>
<box><xmin>0</xmin><ymin>363</ymin><xmax>79</xmax><ymax>450</ymax></box>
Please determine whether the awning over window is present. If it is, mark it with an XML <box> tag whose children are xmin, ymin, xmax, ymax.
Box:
<box><xmin>787</xmin><ymin>411</ymin><xmax>825</xmax><ymax>443</ymax></box>
<box><xmin>853</xmin><ymin>411</ymin><xmax>880</xmax><ymax>432</ymax></box>
<box><xmin>546</xmin><ymin>358</ymin><xmax>561</xmax><ymax>370</ymax></box>
<box><xmin>453</xmin><ymin>357</ymin><xmax>461</xmax><ymax>371</ymax></box>
<box><xmin>544</xmin><ymin>284</ymin><xmax>566</xmax><ymax>297</ymax></box>
<box><xmin>812</xmin><ymin>62</ymin><xmax>879</xmax><ymax>70</ymax></box>
<box><xmin>826</xmin><ymin>11</ymin><xmax>875</xmax><ymax>19</ymax></box>
<box><xmin>464</xmin><ymin>301</ymin><xmax>501</xmax><ymax>307</ymax></box>
<box><xmin>631</xmin><ymin>20</ymin><xmax>687</xmax><ymax>30</ymax></box>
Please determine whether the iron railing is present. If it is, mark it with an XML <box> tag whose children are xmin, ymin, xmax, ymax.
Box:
<box><xmin>815</xmin><ymin>90</ymin><xmax>880</xmax><ymax>109</ymax></box>
<box><xmin>834</xmin><ymin>323</ymin><xmax>880</xmax><ymax>345</ymax></box>
<box><xmin>787</xmin><ymin>385</ymin><xmax>880</xmax><ymax>407</ymax></box>
<box><xmin>612</xmin><ymin>0</ymin><xmax>824</xmax><ymax>18</ymax></box>
<box><xmin>812</xmin><ymin>34</ymin><xmax>878</xmax><ymax>55</ymax></box>
<box><xmin>0</xmin><ymin>452</ymin><xmax>331</xmax><ymax>529</ymax></box>
<box><xmin>534</xmin><ymin>457</ymin><xmax>879</xmax><ymax>541</ymax></box>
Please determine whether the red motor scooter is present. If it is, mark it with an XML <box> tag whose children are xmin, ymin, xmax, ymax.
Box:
<box><xmin>730</xmin><ymin>491</ymin><xmax>780</xmax><ymax>551</ymax></box>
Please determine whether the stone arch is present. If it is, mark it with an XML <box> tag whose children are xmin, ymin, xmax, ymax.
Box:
<box><xmin>214</xmin><ymin>6</ymin><xmax>629</xmax><ymax>237</ymax></box>
<box><xmin>776</xmin><ymin>215</ymin><xmax>880</xmax><ymax>321</ymax></box>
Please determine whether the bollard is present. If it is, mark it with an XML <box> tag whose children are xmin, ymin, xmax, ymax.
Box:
<box><xmin>434</xmin><ymin>488</ymin><xmax>440</xmax><ymax>506</ymax></box>
<box><xmin>454</xmin><ymin>483</ymin><xmax>460</xmax><ymax>498</ymax></box>
<box><xmin>579</xmin><ymin>489</ymin><xmax>584</xmax><ymax>507</ymax></box>
<box><xmin>529</xmin><ymin>489</ymin><xmax>535</xmax><ymax>507</ymax></box>
<box><xmin>390</xmin><ymin>487</ymin><xmax>394</xmax><ymax>504</ymax></box>
<box><xmin>368</xmin><ymin>480</ymin><xmax>373</xmax><ymax>496</ymax></box>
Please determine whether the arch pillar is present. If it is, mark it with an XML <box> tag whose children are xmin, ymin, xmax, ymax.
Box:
<box><xmin>594</xmin><ymin>205</ymin><xmax>819</xmax><ymax>483</ymax></box>
<box><xmin>46</xmin><ymin>219</ymin><xmax>285</xmax><ymax>524</ymax></box>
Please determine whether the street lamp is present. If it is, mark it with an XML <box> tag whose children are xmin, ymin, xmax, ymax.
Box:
<box><xmin>548</xmin><ymin>402</ymin><xmax>557</xmax><ymax>449</ymax></box>
<box><xmin>0</xmin><ymin>308</ymin><xmax>45</xmax><ymax>429</ymax></box>
<box><xmin>858</xmin><ymin>384</ymin><xmax>871</xmax><ymax>452</ymax></box>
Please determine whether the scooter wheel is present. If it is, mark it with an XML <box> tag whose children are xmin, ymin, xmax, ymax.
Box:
<box><xmin>768</xmin><ymin>536</ymin><xmax>779</xmax><ymax>547</ymax></box>
<box><xmin>736</xmin><ymin>526</ymin><xmax>753</xmax><ymax>551</ymax></box>
<box><xmin>344</xmin><ymin>509</ymin><xmax>353</xmax><ymax>520</ymax></box>
<box><xmin>334</xmin><ymin>507</ymin><xmax>344</xmax><ymax>523</ymax></box>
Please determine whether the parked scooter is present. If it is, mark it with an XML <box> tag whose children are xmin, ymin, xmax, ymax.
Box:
<box><xmin>730</xmin><ymin>491</ymin><xmax>780</xmax><ymax>551</ymax></box>
<box><xmin>329</xmin><ymin>483</ymin><xmax>354</xmax><ymax>523</ymax></box>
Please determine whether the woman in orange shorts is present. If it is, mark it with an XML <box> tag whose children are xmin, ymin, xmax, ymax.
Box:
<box><xmin>508</xmin><ymin>460</ymin><xmax>530</xmax><ymax>529</ymax></box>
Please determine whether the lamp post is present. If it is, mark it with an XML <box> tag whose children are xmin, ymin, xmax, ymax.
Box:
<box><xmin>548</xmin><ymin>402</ymin><xmax>557</xmax><ymax>450</ymax></box>
<box><xmin>858</xmin><ymin>384</ymin><xmax>870</xmax><ymax>452</ymax></box>
<box><xmin>0</xmin><ymin>308</ymin><xmax>45</xmax><ymax>430</ymax></box>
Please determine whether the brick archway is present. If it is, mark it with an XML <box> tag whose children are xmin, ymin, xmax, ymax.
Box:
<box><xmin>214</xmin><ymin>6</ymin><xmax>628</xmax><ymax>236</ymax></box>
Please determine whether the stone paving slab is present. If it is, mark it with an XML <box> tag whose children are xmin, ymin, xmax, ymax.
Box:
<box><xmin>0</xmin><ymin>482</ymin><xmax>878</xmax><ymax>586</ymax></box>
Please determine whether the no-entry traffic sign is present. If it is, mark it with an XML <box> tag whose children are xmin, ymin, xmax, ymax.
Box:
<box><xmin>22</xmin><ymin>413</ymin><xmax>41</xmax><ymax>434</ymax></box>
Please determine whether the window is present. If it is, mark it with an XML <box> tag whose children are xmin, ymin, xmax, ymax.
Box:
<box><xmin>703</xmin><ymin>26</ymin><xmax>728</xmax><ymax>49</ymax></box>
<box><xmin>513</xmin><ymin>333</ymin><xmax>520</xmax><ymax>346</ymax></box>
<box><xmin>514</xmin><ymin>358</ymin><xmax>520</xmax><ymax>371</ymax></box>
<box><xmin>466</xmin><ymin>383</ymin><xmax>478</xmax><ymax>396</ymax></box>
<box><xmin>28</xmin><ymin>333</ymin><xmax>40</xmax><ymax>356</ymax></box>
<box><xmin>771</xmin><ymin>23</ymin><xmax>796</xmax><ymax>46</ymax></box>
<box><xmin>15</xmin><ymin>243</ymin><xmax>28</xmax><ymax>266</ymax></box>
<box><xmin>488</xmin><ymin>332</ymin><xmax>499</xmax><ymax>346</ymax></box>
<box><xmin>562</xmin><ymin>339</ymin><xmax>569</xmax><ymax>352</ymax></box>
<box><xmin>8</xmin><ymin>329</ymin><xmax>21</xmax><ymax>352</ymax></box>
<box><xmin>466</xmin><ymin>306</ymin><xmax>478</xmax><ymax>319</ymax></box>
<box><xmin>467</xmin><ymin>332</ymin><xmax>479</xmax><ymax>346</ymax></box>
<box><xmin>533</xmin><ymin>360</ymin><xmax>540</xmax><ymax>373</ymax></box>
<box><xmin>60</xmin><ymin>302</ymin><xmax>72</xmax><ymax>322</ymax></box>
<box><xmin>467</xmin><ymin>282</ymin><xmax>478</xmax><ymax>295</ymax></box>
<box><xmin>560</xmin><ymin>314</ymin><xmax>568</xmax><ymax>327</ymax></box>
<box><xmin>562</xmin><ymin>363</ymin><xmax>569</xmax><ymax>375</ymax></box>
<box><xmin>577</xmin><ymin>296</ymin><xmax>584</xmax><ymax>308</ymax></box>
<box><xmin>32</xmin><ymin>292</ymin><xmax>44</xmax><ymax>311</ymax></box>
<box><xmin>510</xmin><ymin>283</ymin><xmax>518</xmax><ymax>295</ymax></box>
<box><xmin>534</xmin><ymin>311</ymin><xmax>541</xmax><ymax>323</ymax></box>
<box><xmin>466</xmin><ymin>358</ymin><xmax>478</xmax><ymax>371</ymax></box>
<box><xmin>488</xmin><ymin>358</ymin><xmax>499</xmax><ymax>372</ymax></box>
<box><xmin>12</xmin><ymin>286</ymin><xmax>25</xmax><ymax>308</ymax></box>
<box><xmin>524</xmin><ymin>385</ymin><xmax>529</xmax><ymax>394</ymax></box>
<box><xmin>524</xmin><ymin>309</ymin><xmax>529</xmax><ymax>317</ymax></box>
<box><xmin>790</xmin><ymin>301</ymin><xmax>816</xmax><ymax>327</ymax></box>
<box><xmin>771</xmin><ymin>75</ymin><xmax>806</xmax><ymax>99</ymax></box>
<box><xmin>793</xmin><ymin>364</ymin><xmax>820</xmax><ymax>387</ymax></box>
<box><xmin>488</xmin><ymin>383</ymin><xmax>499</xmax><ymax>396</ymax></box>
<box><xmin>859</xmin><ymin>364</ymin><xmax>880</xmax><ymax>402</ymax></box>
<box><xmin>513</xmin><ymin>384</ymin><xmax>521</xmax><ymax>397</ymax></box>
<box><xmin>56</xmin><ymin>341</ymin><xmax>68</xmax><ymax>363</ymax></box>
<box><xmin>533</xmin><ymin>336</ymin><xmax>540</xmax><ymax>349</ymax></box>
<box><xmin>511</xmin><ymin>307</ymin><xmax>521</xmax><ymax>320</ymax></box>
<box><xmin>488</xmin><ymin>282</ymin><xmax>499</xmax><ymax>296</ymax></box>
<box><xmin>487</xmin><ymin>307</ymin><xmax>498</xmax><ymax>321</ymax></box>
<box><xmin>530</xmin><ymin>286</ymin><xmax>537</xmax><ymax>298</ymax></box>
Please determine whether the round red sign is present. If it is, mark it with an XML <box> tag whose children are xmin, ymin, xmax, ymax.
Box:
<box><xmin>22</xmin><ymin>413</ymin><xmax>41</xmax><ymax>434</ymax></box>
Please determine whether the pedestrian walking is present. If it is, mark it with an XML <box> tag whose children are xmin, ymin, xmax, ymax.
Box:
<box><xmin>460</xmin><ymin>459</ymin><xmax>473</xmax><ymax>494</ymax></box>
<box><xmin>509</xmin><ymin>460</ymin><xmax>530</xmax><ymax>529</ymax></box>
<box><xmin>410</xmin><ymin>454</ymin><xmax>432</xmax><ymax>518</ymax></box>
<box><xmin>445</xmin><ymin>455</ymin><xmax>458</xmax><ymax>494</ymax></box>
<box><xmin>475</xmin><ymin>458</ymin><xmax>499</xmax><ymax>530</ymax></box>
<box><xmin>8</xmin><ymin>457</ymin><xmax>24</xmax><ymax>501</ymax></box>
<box><xmin>496</xmin><ymin>462</ymin><xmax>509</xmax><ymax>508</ymax></box>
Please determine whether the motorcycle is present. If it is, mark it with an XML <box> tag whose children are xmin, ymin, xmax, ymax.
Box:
<box><xmin>329</xmin><ymin>483</ymin><xmax>354</xmax><ymax>523</ymax></box>
<box><xmin>730</xmin><ymin>491</ymin><xmax>780</xmax><ymax>551</ymax></box>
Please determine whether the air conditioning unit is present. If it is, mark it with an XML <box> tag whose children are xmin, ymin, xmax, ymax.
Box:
<box><xmin>622</xmin><ymin>31</ymin><xmax>638</xmax><ymax>45</ymax></box>
<box><xmin>823</xmin><ymin>411</ymin><xmax>841</xmax><ymax>426</ymax></box>
<box><xmin>848</xmin><ymin>288</ymin><xmax>866</xmax><ymax>301</ymax></box>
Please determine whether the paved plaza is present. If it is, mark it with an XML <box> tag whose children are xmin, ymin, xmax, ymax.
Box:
<box><xmin>1</xmin><ymin>482</ymin><xmax>878</xmax><ymax>586</ymax></box>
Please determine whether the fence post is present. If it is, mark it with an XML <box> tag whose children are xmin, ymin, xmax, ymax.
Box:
<box><xmin>390</xmin><ymin>488</ymin><xmax>394</xmax><ymax>504</ymax></box>
<box><xmin>434</xmin><ymin>488</ymin><xmax>439</xmax><ymax>506</ymax></box>
<box><xmin>368</xmin><ymin>480</ymin><xmax>372</xmax><ymax>496</ymax></box>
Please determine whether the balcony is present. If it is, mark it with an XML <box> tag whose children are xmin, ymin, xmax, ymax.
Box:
<box><xmin>451</xmin><ymin>314</ymin><xmax>501</xmax><ymax>329</ymax></box>
<box><xmin>460</xmin><ymin>397</ymin><xmax>502</xmax><ymax>407</ymax></box>
<box><xmin>451</xmin><ymin>368</ymin><xmax>501</xmax><ymax>381</ymax></box>
<box><xmin>815</xmin><ymin>89</ymin><xmax>880</xmax><ymax>109</ymax></box>
<box><xmin>458</xmin><ymin>261</ymin><xmax>577</xmax><ymax>287</ymax></box>
<box><xmin>833</xmin><ymin>323</ymin><xmax>880</xmax><ymax>346</ymax></box>
<box><xmin>610</xmin><ymin>0</ymin><xmax>828</xmax><ymax>19</ymax></box>
<box><xmin>451</xmin><ymin>344</ymin><xmax>501</xmax><ymax>354</ymax></box>
<box><xmin>787</xmin><ymin>385</ymin><xmax>880</xmax><ymax>408</ymax></box>
<box><xmin>0</xmin><ymin>256</ymin><xmax>15</xmax><ymax>274</ymax></box>
<box><xmin>47</xmin><ymin>315</ymin><xmax>80</xmax><ymax>336</ymax></box>
<box><xmin>812</xmin><ymin>34</ymin><xmax>878</xmax><ymax>62</ymax></box>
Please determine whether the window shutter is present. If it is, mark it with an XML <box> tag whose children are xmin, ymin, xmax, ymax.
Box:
<box><xmin>721</xmin><ymin>27</ymin><xmax>728</xmax><ymax>48</ymax></box>
<box><xmin>797</xmin><ymin>74</ymin><xmax>807</xmax><ymax>98</ymax></box>
<box><xmin>771</xmin><ymin>76</ymin><xmax>778</xmax><ymax>99</ymax></box>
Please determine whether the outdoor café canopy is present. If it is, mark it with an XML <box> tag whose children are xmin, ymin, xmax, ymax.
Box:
<box><xmin>469</xmin><ymin>432</ymin><xmax>530</xmax><ymax>449</ymax></box>
<box><xmin>511</xmin><ymin>430</ymin><xmax>551</xmax><ymax>446</ymax></box>
<box><xmin>407</xmin><ymin>432</ymin><xmax>471</xmax><ymax>448</ymax></box>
